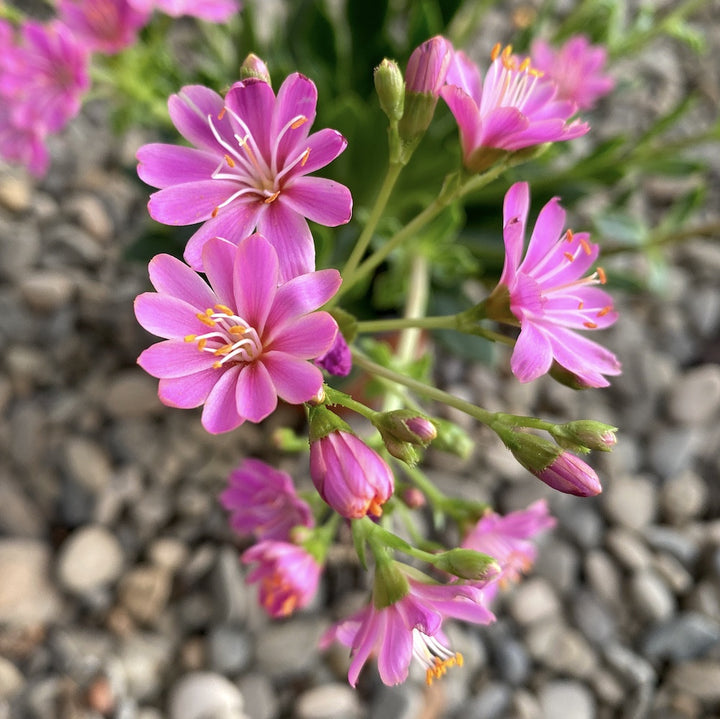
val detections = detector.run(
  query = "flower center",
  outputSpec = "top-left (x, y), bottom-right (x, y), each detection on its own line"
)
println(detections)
top-left (206, 106), bottom-right (312, 217)
top-left (412, 630), bottom-right (464, 685)
top-left (486, 43), bottom-right (545, 112)
top-left (260, 571), bottom-right (299, 617)
top-left (185, 304), bottom-right (262, 368)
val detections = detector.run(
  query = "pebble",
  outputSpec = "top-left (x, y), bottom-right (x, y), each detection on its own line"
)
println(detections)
top-left (491, 636), bottom-right (531, 685)
top-left (585, 550), bottom-right (624, 609)
top-left (102, 370), bottom-right (163, 418)
top-left (630, 569), bottom-right (676, 623)
top-left (148, 537), bottom-right (189, 572)
top-left (603, 475), bottom-right (657, 530)
top-left (507, 577), bottom-right (561, 625)
top-left (255, 619), bottom-right (328, 678)
top-left (208, 625), bottom-right (253, 675)
top-left (19, 270), bottom-right (75, 312)
top-left (0, 472), bottom-right (44, 538)
top-left (119, 633), bottom-right (174, 701)
top-left (538, 680), bottom-right (596, 719)
top-left (0, 174), bottom-right (32, 212)
top-left (555, 504), bottom-right (605, 549)
top-left (64, 193), bottom-right (114, 241)
top-left (464, 682), bottom-right (512, 719)
top-left (236, 674), bottom-right (278, 719)
top-left (660, 470), bottom-right (708, 524)
top-left (295, 683), bottom-right (362, 719)
top-left (606, 527), bottom-right (654, 570)
top-left (168, 672), bottom-right (246, 719)
top-left (642, 613), bottom-right (720, 662)
top-left (531, 537), bottom-right (579, 595)
top-left (668, 661), bottom-right (720, 701)
top-left (62, 436), bottom-right (114, 494)
top-left (118, 565), bottom-right (172, 624)
top-left (648, 427), bottom-right (698, 480)
top-left (0, 657), bottom-right (23, 699)
top-left (57, 525), bottom-right (124, 595)
top-left (541, 627), bottom-right (598, 679)
top-left (0, 539), bottom-right (63, 626)
top-left (369, 684), bottom-right (423, 719)
top-left (571, 589), bottom-right (618, 645)
top-left (667, 365), bottom-right (720, 424)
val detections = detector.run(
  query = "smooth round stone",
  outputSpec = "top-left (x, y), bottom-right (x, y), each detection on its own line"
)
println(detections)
top-left (660, 471), bottom-right (708, 524)
top-left (118, 565), bottom-right (171, 624)
top-left (648, 428), bottom-right (697, 480)
top-left (630, 569), bottom-right (676, 623)
top-left (584, 550), bottom-right (623, 609)
top-left (542, 627), bottom-right (598, 679)
top-left (0, 174), bottom-right (32, 212)
top-left (539, 680), bottom-right (596, 719)
top-left (667, 365), bottom-right (720, 425)
top-left (642, 613), bottom-right (720, 662)
top-left (531, 537), bottom-right (579, 595)
top-left (603, 475), bottom-right (657, 530)
top-left (369, 684), bottom-right (423, 719)
top-left (119, 633), bottom-right (174, 701)
top-left (492, 637), bottom-right (531, 685)
top-left (168, 672), bottom-right (246, 719)
top-left (668, 661), bottom-right (720, 701)
top-left (507, 577), bottom-right (561, 625)
top-left (57, 525), bottom-right (124, 595)
top-left (62, 437), bottom-right (113, 493)
top-left (464, 682), bottom-right (512, 719)
top-left (255, 619), bottom-right (327, 678)
top-left (102, 370), bottom-right (163, 419)
top-left (208, 625), bottom-right (253, 675)
top-left (0, 657), bottom-right (23, 699)
top-left (295, 683), bottom-right (362, 719)
top-left (19, 271), bottom-right (75, 312)
top-left (236, 674), bottom-right (278, 719)
top-left (605, 527), bottom-right (654, 570)
top-left (571, 589), bottom-right (618, 645)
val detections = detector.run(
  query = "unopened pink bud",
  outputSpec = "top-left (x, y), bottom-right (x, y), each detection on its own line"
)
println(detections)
top-left (405, 35), bottom-right (453, 95)
top-left (405, 417), bottom-right (437, 443)
top-left (240, 53), bottom-right (271, 84)
top-left (536, 452), bottom-right (602, 497)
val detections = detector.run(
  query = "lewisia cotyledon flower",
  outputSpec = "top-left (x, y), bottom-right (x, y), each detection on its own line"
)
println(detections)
top-left (137, 73), bottom-right (352, 281)
top-left (220, 458), bottom-right (314, 541)
top-left (242, 540), bottom-right (321, 618)
top-left (490, 181), bottom-right (621, 387)
top-left (129, 0), bottom-right (240, 22)
top-left (134, 233), bottom-right (341, 433)
top-left (58, 0), bottom-right (151, 55)
top-left (309, 430), bottom-right (394, 519)
top-left (531, 35), bottom-right (614, 111)
top-left (0, 20), bottom-right (89, 136)
top-left (462, 500), bottom-right (556, 601)
top-left (440, 43), bottom-right (588, 172)
top-left (321, 576), bottom-right (495, 686)
top-left (535, 450), bottom-right (603, 497)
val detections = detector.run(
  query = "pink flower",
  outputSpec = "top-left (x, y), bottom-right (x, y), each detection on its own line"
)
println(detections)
top-left (58, 0), bottom-right (150, 54)
top-left (535, 451), bottom-right (602, 497)
top-left (440, 43), bottom-right (588, 172)
top-left (531, 36), bottom-right (614, 111)
top-left (491, 181), bottom-right (621, 387)
top-left (309, 430), bottom-right (394, 519)
top-left (314, 331), bottom-right (351, 376)
top-left (321, 576), bottom-right (495, 686)
top-left (0, 103), bottom-right (49, 176)
top-left (129, 0), bottom-right (240, 22)
top-left (136, 74), bottom-right (352, 281)
top-left (405, 35), bottom-right (453, 95)
top-left (462, 500), bottom-right (556, 601)
top-left (242, 540), bottom-right (321, 618)
top-left (134, 233), bottom-right (341, 433)
top-left (220, 458), bottom-right (314, 541)
top-left (0, 20), bottom-right (89, 135)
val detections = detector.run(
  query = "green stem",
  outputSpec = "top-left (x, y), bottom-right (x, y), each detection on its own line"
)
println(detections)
top-left (323, 386), bottom-right (378, 422)
top-left (396, 253), bottom-right (429, 366)
top-left (352, 351), bottom-right (498, 427)
top-left (339, 162), bottom-right (404, 290)
top-left (356, 315), bottom-right (459, 333)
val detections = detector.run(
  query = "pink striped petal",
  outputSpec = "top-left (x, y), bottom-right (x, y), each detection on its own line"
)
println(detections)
top-left (272, 74), bottom-right (317, 165)
top-left (232, 234), bottom-right (278, 332)
top-left (348, 611), bottom-right (383, 688)
top-left (523, 197), bottom-right (566, 271)
top-left (201, 364), bottom-right (244, 433)
top-left (262, 352), bottom-right (324, 404)
top-left (257, 201), bottom-right (314, 282)
top-left (479, 106), bottom-right (528, 149)
top-left (548, 327), bottom-right (621, 387)
top-left (284, 128), bottom-right (347, 178)
top-left (440, 85), bottom-right (481, 159)
top-left (138, 340), bottom-right (217, 378)
top-left (225, 79), bottom-right (276, 163)
top-left (265, 269), bottom-right (342, 330)
top-left (511, 323), bottom-right (553, 383)
top-left (235, 361), bottom-right (277, 422)
top-left (499, 182), bottom-right (529, 286)
top-left (147, 180), bottom-right (238, 225)
top-left (158, 368), bottom-right (219, 408)
top-left (281, 176), bottom-right (353, 227)
top-left (202, 236), bottom-right (239, 308)
top-left (377, 607), bottom-right (413, 686)
top-left (137, 144), bottom-right (218, 189)
top-left (134, 293), bottom-right (206, 338)
top-left (147, 253), bottom-right (216, 308)
top-left (266, 313), bottom-right (338, 358)
top-left (168, 85), bottom-right (228, 153)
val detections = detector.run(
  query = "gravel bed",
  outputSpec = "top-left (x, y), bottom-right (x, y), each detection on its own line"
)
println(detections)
top-left (1, 8), bottom-right (720, 719)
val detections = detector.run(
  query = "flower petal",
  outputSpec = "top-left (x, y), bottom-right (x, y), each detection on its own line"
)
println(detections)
top-left (377, 606), bottom-right (413, 686)
top-left (499, 181), bottom-right (529, 286)
top-left (168, 85), bottom-right (228, 153)
top-left (265, 269), bottom-right (342, 329)
top-left (257, 201), bottom-right (314, 282)
top-left (511, 322), bottom-right (553, 383)
top-left (522, 197), bottom-right (566, 272)
top-left (272, 73), bottom-right (317, 165)
top-left (147, 180), bottom-right (239, 225)
top-left (479, 106), bottom-right (528, 149)
top-left (137, 143), bottom-right (218, 189)
top-left (547, 326), bottom-right (622, 387)
top-left (232, 233), bottom-right (279, 331)
top-left (348, 610), bottom-right (382, 687)
top-left (158, 368), bottom-right (219, 408)
top-left (147, 253), bottom-right (216, 308)
top-left (266, 313), bottom-right (338, 357)
top-left (224, 79), bottom-right (276, 163)
top-left (281, 176), bottom-right (353, 227)
top-left (262, 351), bottom-right (324, 404)
top-left (446, 49), bottom-right (482, 103)
top-left (287, 128), bottom-right (347, 176)
top-left (138, 340), bottom-right (218, 378)
top-left (440, 85), bottom-right (481, 159)
top-left (134, 292), bottom-right (207, 339)
top-left (201, 364), bottom-right (244, 433)
top-left (235, 361), bottom-right (277, 422)
top-left (202, 236), bottom-right (239, 308)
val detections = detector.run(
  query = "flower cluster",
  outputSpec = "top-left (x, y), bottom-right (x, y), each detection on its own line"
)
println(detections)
top-left (0, 0), bottom-right (241, 176)
top-left (130, 31), bottom-right (622, 690)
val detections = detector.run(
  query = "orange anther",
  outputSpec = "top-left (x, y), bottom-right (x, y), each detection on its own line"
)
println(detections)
top-left (597, 305), bottom-right (612, 317)
top-left (224, 154), bottom-right (235, 167)
top-left (300, 148), bottom-right (310, 166)
top-left (264, 190), bottom-right (281, 204)
top-left (563, 251), bottom-right (575, 262)
top-left (519, 57), bottom-right (531, 72)
top-left (290, 116), bottom-right (308, 129)
top-left (491, 42), bottom-right (502, 61)
top-left (197, 338), bottom-right (207, 351)
top-left (218, 107), bottom-right (226, 120)
top-left (583, 321), bottom-right (598, 329)
top-left (597, 267), bottom-right (607, 284)
top-left (214, 304), bottom-right (234, 315)
top-left (184, 334), bottom-right (196, 343)
top-left (211, 206), bottom-right (219, 218)
top-left (565, 228), bottom-right (574, 242)
top-left (579, 237), bottom-right (592, 255)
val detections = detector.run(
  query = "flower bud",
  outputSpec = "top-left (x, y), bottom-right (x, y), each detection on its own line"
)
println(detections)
top-left (401, 487), bottom-right (426, 509)
top-left (372, 560), bottom-right (410, 609)
top-left (374, 58), bottom-right (405, 123)
top-left (433, 548), bottom-right (500, 581)
top-left (240, 53), bottom-right (271, 84)
top-left (503, 431), bottom-right (602, 497)
top-left (382, 434), bottom-right (420, 466)
top-left (374, 409), bottom-right (437, 445)
top-left (314, 330), bottom-right (352, 377)
top-left (430, 418), bottom-right (474, 459)
top-left (553, 421), bottom-right (618, 452)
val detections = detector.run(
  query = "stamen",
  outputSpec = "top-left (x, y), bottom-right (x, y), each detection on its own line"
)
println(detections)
top-left (300, 148), bottom-right (311, 166)
top-left (565, 229), bottom-right (574, 242)
top-left (491, 42), bottom-right (502, 61)
top-left (519, 57), bottom-right (530, 72)
top-left (290, 115), bottom-right (308, 130)
top-left (597, 267), bottom-right (607, 284)
top-left (196, 312), bottom-right (216, 327)
top-left (597, 305), bottom-right (612, 317)
top-left (583, 321), bottom-right (598, 329)
top-left (184, 334), bottom-right (196, 343)
top-left (211, 207), bottom-right (219, 218)
top-left (214, 343), bottom-right (235, 356)
top-left (214, 304), bottom-right (234, 315)
top-left (264, 190), bottom-right (281, 204)
top-left (218, 108), bottom-right (226, 120)
top-left (579, 237), bottom-right (592, 255)
top-left (197, 338), bottom-right (207, 351)
top-left (577, 301), bottom-right (584, 310)
top-left (224, 154), bottom-right (235, 168)
top-left (368, 498), bottom-right (384, 517)
top-left (229, 325), bottom-right (249, 334)
top-left (563, 251), bottom-right (575, 262)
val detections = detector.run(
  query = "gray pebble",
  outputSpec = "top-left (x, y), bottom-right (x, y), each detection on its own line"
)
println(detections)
top-left (492, 636), bottom-right (531, 685)
top-left (630, 569), bottom-right (676, 623)
top-left (369, 684), bottom-right (423, 719)
top-left (208, 625), bottom-right (253, 675)
top-left (603, 475), bottom-right (657, 530)
top-left (62, 436), bottom-right (114, 494)
top-left (642, 613), bottom-right (720, 662)
top-left (119, 633), bottom-right (174, 701)
top-left (557, 503), bottom-right (605, 549)
top-left (668, 661), bottom-right (720, 701)
top-left (585, 550), bottom-right (623, 609)
top-left (19, 270), bottom-right (75, 312)
top-left (102, 370), bottom-right (164, 419)
top-left (118, 565), bottom-right (172, 625)
top-left (532, 537), bottom-right (580, 595)
top-left (237, 674), bottom-right (279, 719)
top-left (0, 657), bottom-right (23, 699)
top-left (168, 672), bottom-right (246, 719)
top-left (295, 683), bottom-right (362, 719)
top-left (642, 525), bottom-right (700, 567)
top-left (648, 427), bottom-right (698, 480)
top-left (660, 470), bottom-right (708, 524)
top-left (255, 619), bottom-right (328, 679)
top-left (538, 680), bottom-right (596, 719)
top-left (606, 527), bottom-right (654, 570)
top-left (507, 577), bottom-right (561, 625)
top-left (667, 365), bottom-right (720, 425)
top-left (57, 525), bottom-right (124, 595)
top-left (571, 589), bottom-right (618, 645)
top-left (463, 682), bottom-right (512, 719)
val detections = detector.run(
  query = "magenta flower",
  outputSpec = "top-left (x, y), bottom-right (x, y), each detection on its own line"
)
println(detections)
top-left (321, 576), bottom-right (495, 686)
top-left (134, 234), bottom-right (341, 433)
top-left (242, 540), bottom-right (321, 618)
top-left (314, 331), bottom-right (352, 376)
top-left (531, 36), bottom-right (614, 111)
top-left (220, 458), bottom-right (314, 541)
top-left (490, 181), bottom-right (621, 387)
top-left (129, 0), bottom-right (240, 22)
top-left (405, 35), bottom-right (453, 95)
top-left (58, 0), bottom-right (150, 54)
top-left (0, 104), bottom-right (49, 177)
top-left (462, 500), bottom-right (556, 601)
top-left (440, 43), bottom-right (588, 172)
top-left (535, 450), bottom-right (602, 497)
top-left (0, 20), bottom-right (89, 135)
top-left (136, 74), bottom-right (352, 281)
top-left (309, 430), bottom-right (394, 519)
